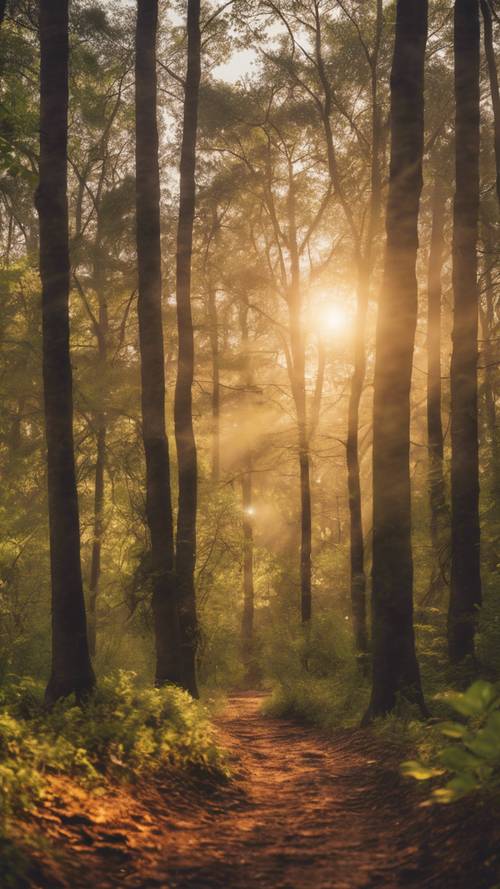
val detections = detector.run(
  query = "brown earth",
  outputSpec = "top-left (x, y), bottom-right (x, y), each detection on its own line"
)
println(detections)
top-left (13, 693), bottom-right (500, 888)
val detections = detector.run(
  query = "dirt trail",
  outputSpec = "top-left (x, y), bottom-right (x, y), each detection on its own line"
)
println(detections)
top-left (23, 693), bottom-right (499, 889)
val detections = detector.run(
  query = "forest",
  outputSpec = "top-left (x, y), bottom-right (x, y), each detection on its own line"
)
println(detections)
top-left (0, 0), bottom-right (499, 886)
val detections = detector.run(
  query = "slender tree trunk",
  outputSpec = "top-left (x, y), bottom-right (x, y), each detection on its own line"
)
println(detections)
top-left (0, 0), bottom-right (7, 26)
top-left (480, 223), bottom-right (499, 498)
top-left (426, 175), bottom-right (449, 602)
top-left (207, 282), bottom-right (220, 483)
top-left (448, 0), bottom-right (482, 663)
top-left (239, 298), bottom-right (257, 681)
top-left (347, 262), bottom-right (369, 654)
top-left (343, 0), bottom-right (383, 654)
top-left (87, 235), bottom-right (107, 659)
top-left (88, 417), bottom-right (105, 658)
top-left (241, 462), bottom-right (256, 680)
top-left (365, 0), bottom-right (428, 721)
top-left (37, 0), bottom-right (95, 705)
top-left (480, 0), bottom-right (500, 206)
top-left (286, 171), bottom-right (312, 624)
top-left (135, 0), bottom-right (181, 686)
top-left (174, 0), bottom-right (201, 698)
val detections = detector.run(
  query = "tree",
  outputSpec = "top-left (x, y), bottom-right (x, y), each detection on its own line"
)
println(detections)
top-left (135, 0), bottom-right (181, 686)
top-left (365, 0), bottom-right (428, 720)
top-left (480, 0), bottom-right (500, 207)
top-left (174, 0), bottom-right (202, 697)
top-left (426, 168), bottom-right (449, 602)
top-left (448, 0), bottom-right (482, 662)
top-left (36, 0), bottom-right (95, 704)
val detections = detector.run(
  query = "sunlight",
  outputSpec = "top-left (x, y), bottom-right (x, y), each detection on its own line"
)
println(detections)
top-left (322, 305), bottom-right (349, 335)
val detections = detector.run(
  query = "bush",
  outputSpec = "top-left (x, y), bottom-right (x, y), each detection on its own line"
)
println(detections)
top-left (402, 680), bottom-right (500, 803)
top-left (0, 671), bottom-right (226, 822)
top-left (263, 614), bottom-right (370, 727)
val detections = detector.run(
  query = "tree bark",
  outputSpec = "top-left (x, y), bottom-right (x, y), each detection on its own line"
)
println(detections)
top-left (207, 282), bottom-right (220, 483)
top-left (88, 416), bottom-right (105, 659)
top-left (448, 0), bottom-right (482, 663)
top-left (286, 170), bottom-right (312, 624)
top-left (87, 233), bottom-right (107, 660)
top-left (174, 0), bottom-right (201, 698)
top-left (480, 222), bottom-right (499, 500)
top-left (480, 0), bottom-right (500, 206)
top-left (426, 175), bottom-right (449, 602)
top-left (37, 0), bottom-right (95, 705)
top-left (239, 297), bottom-right (257, 682)
top-left (135, 0), bottom-right (181, 686)
top-left (365, 0), bottom-right (428, 721)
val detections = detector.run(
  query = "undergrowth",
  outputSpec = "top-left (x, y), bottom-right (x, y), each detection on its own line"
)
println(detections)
top-left (0, 670), bottom-right (227, 824)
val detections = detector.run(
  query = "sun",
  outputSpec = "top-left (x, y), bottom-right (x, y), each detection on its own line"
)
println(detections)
top-left (318, 304), bottom-right (350, 336)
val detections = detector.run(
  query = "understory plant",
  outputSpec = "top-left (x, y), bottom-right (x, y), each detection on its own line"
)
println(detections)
top-left (402, 680), bottom-right (500, 802)
top-left (0, 670), bottom-right (226, 822)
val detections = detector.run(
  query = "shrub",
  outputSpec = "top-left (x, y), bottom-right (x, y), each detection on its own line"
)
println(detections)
top-left (402, 680), bottom-right (500, 803)
top-left (0, 671), bottom-right (226, 822)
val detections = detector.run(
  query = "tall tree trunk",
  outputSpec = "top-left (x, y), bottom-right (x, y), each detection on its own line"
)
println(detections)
top-left (426, 175), bottom-right (449, 602)
top-left (240, 297), bottom-right (257, 683)
top-left (480, 222), bottom-right (499, 499)
top-left (286, 170), bottom-right (312, 624)
top-left (241, 462), bottom-right (256, 680)
top-left (135, 0), bottom-right (181, 686)
top-left (448, 0), bottom-right (482, 663)
top-left (207, 282), bottom-right (220, 483)
top-left (174, 0), bottom-right (201, 698)
top-left (37, 0), bottom-right (95, 705)
top-left (480, 0), bottom-right (500, 206)
top-left (365, 0), bottom-right (428, 721)
top-left (346, 262), bottom-right (369, 653)
top-left (87, 234), bottom-right (107, 659)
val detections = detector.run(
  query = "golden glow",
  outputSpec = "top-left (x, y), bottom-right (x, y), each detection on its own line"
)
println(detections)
top-left (322, 305), bottom-right (349, 334)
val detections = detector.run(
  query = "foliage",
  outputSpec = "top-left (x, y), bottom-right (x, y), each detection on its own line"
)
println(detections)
top-left (263, 614), bottom-right (370, 727)
top-left (402, 681), bottom-right (500, 803)
top-left (0, 671), bottom-right (227, 822)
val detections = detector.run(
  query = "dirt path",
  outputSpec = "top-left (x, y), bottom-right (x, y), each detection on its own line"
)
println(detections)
top-left (23, 693), bottom-right (500, 889)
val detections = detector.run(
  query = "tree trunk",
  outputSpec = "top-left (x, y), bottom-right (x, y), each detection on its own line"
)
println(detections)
top-left (426, 175), bottom-right (449, 603)
top-left (239, 298), bottom-right (257, 682)
top-left (365, 0), bottom-right (428, 721)
top-left (448, 0), bottom-right (482, 663)
top-left (88, 415), bottom-right (105, 659)
top-left (286, 170), bottom-right (312, 625)
top-left (241, 461), bottom-right (257, 682)
top-left (207, 282), bottom-right (220, 483)
top-left (174, 0), bottom-right (201, 698)
top-left (347, 262), bottom-right (369, 654)
top-left (37, 0), bottom-right (95, 705)
top-left (87, 233), bottom-right (108, 660)
top-left (343, 0), bottom-right (383, 655)
top-left (0, 0), bottom-right (7, 26)
top-left (135, 0), bottom-right (181, 686)
top-left (480, 222), bottom-right (499, 499)
top-left (480, 0), bottom-right (500, 206)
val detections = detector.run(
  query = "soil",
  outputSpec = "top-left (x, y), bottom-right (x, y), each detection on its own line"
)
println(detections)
top-left (12, 693), bottom-right (500, 888)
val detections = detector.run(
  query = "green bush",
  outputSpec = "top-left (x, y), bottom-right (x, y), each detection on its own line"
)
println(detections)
top-left (402, 680), bottom-right (500, 803)
top-left (0, 671), bottom-right (226, 822)
top-left (263, 614), bottom-right (370, 727)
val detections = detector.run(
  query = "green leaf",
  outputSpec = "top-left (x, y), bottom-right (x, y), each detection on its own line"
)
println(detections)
top-left (449, 681), bottom-right (497, 717)
top-left (439, 746), bottom-right (481, 772)
top-left (401, 760), bottom-right (443, 781)
top-left (439, 721), bottom-right (467, 739)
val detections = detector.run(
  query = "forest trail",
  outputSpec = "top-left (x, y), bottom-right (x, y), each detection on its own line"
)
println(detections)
top-left (22, 693), bottom-right (499, 889)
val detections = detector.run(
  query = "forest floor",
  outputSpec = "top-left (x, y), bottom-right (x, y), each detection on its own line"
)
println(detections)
top-left (12, 692), bottom-right (500, 889)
